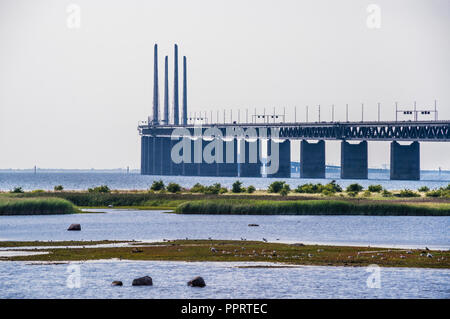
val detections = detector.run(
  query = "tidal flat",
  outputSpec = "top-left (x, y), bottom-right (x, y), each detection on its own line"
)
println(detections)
top-left (2, 240), bottom-right (449, 269)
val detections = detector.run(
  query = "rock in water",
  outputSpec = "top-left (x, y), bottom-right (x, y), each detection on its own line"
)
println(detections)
top-left (112, 281), bottom-right (123, 286)
top-left (67, 224), bottom-right (81, 231)
top-left (132, 276), bottom-right (153, 286)
top-left (248, 224), bottom-right (259, 227)
top-left (187, 276), bottom-right (206, 288)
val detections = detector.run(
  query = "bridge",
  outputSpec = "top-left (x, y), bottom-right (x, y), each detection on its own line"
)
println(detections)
top-left (138, 44), bottom-right (449, 181)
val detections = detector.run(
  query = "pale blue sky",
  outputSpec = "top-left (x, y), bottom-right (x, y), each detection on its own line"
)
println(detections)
top-left (0, 0), bottom-right (449, 169)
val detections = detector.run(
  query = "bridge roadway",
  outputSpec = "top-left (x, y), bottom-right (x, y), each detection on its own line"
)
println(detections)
top-left (139, 120), bottom-right (450, 142)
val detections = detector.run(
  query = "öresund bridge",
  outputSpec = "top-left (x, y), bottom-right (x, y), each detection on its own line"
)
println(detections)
top-left (138, 44), bottom-right (450, 181)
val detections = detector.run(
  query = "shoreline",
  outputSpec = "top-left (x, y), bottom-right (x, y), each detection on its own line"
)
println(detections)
top-left (2, 189), bottom-right (449, 216)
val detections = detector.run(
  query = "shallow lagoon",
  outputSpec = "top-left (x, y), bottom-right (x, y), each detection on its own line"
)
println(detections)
top-left (1, 209), bottom-right (449, 250)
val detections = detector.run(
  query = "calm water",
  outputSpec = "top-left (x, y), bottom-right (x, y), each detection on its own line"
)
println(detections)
top-left (0, 261), bottom-right (448, 299)
top-left (1, 172), bottom-right (449, 299)
top-left (0, 171), bottom-right (449, 191)
top-left (1, 209), bottom-right (449, 249)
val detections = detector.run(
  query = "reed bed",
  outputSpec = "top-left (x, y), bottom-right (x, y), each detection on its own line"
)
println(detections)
top-left (175, 199), bottom-right (450, 216)
top-left (0, 197), bottom-right (79, 215)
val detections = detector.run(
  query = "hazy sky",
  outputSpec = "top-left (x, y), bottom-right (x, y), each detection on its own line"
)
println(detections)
top-left (0, 0), bottom-right (449, 169)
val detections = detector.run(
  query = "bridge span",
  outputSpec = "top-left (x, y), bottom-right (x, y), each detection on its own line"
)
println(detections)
top-left (138, 43), bottom-right (449, 181)
top-left (138, 120), bottom-right (449, 181)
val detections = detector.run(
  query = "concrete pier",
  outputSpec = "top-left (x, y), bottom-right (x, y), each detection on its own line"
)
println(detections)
top-left (160, 137), bottom-right (173, 175)
top-left (239, 139), bottom-right (262, 177)
top-left (340, 140), bottom-right (368, 179)
top-left (300, 140), bottom-right (325, 178)
top-left (152, 137), bottom-right (163, 175)
top-left (183, 138), bottom-right (199, 176)
top-left (199, 139), bottom-right (218, 176)
top-left (390, 141), bottom-right (420, 180)
top-left (141, 136), bottom-right (148, 175)
top-left (141, 136), bottom-right (154, 175)
top-left (217, 139), bottom-right (238, 177)
top-left (267, 139), bottom-right (291, 178)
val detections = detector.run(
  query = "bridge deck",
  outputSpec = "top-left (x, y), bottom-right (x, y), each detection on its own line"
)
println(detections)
top-left (138, 120), bottom-right (450, 141)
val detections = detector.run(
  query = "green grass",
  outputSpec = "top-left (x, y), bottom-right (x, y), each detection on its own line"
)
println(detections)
top-left (0, 197), bottom-right (80, 215)
top-left (175, 199), bottom-right (450, 216)
top-left (4, 239), bottom-right (449, 269)
top-left (7, 191), bottom-right (450, 216)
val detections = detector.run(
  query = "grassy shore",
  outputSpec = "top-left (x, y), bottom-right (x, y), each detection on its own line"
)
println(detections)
top-left (3, 191), bottom-right (449, 216)
top-left (3, 239), bottom-right (449, 269)
top-left (175, 199), bottom-right (450, 216)
top-left (0, 197), bottom-right (80, 215)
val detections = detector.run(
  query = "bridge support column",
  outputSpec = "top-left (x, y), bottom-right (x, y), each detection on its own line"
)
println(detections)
top-left (199, 139), bottom-right (218, 176)
top-left (267, 139), bottom-right (291, 178)
top-left (390, 141), bottom-right (420, 180)
top-left (141, 136), bottom-right (154, 175)
top-left (141, 136), bottom-right (147, 175)
top-left (183, 138), bottom-right (199, 176)
top-left (152, 137), bottom-right (163, 175)
top-left (217, 139), bottom-right (238, 177)
top-left (160, 137), bottom-right (173, 175)
top-left (340, 140), bottom-right (368, 179)
top-left (238, 139), bottom-right (262, 177)
top-left (300, 140), bottom-right (325, 178)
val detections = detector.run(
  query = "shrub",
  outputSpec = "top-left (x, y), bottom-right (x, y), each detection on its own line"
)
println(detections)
top-left (347, 191), bottom-right (358, 197)
top-left (247, 185), bottom-right (256, 194)
top-left (232, 181), bottom-right (244, 193)
top-left (190, 183), bottom-right (205, 193)
top-left (88, 185), bottom-right (110, 193)
top-left (279, 184), bottom-right (290, 196)
top-left (368, 185), bottom-right (383, 193)
top-left (346, 183), bottom-right (363, 193)
top-left (268, 181), bottom-right (287, 193)
top-left (425, 190), bottom-right (442, 198)
top-left (418, 186), bottom-right (430, 193)
top-left (10, 187), bottom-right (24, 194)
top-left (362, 190), bottom-right (372, 197)
top-left (219, 187), bottom-right (228, 194)
top-left (167, 183), bottom-right (181, 193)
top-left (395, 189), bottom-right (420, 198)
top-left (382, 189), bottom-right (393, 197)
top-left (204, 183), bottom-right (222, 195)
top-left (150, 180), bottom-right (165, 191)
top-left (295, 183), bottom-right (323, 194)
top-left (323, 180), bottom-right (343, 193)
top-left (54, 185), bottom-right (64, 191)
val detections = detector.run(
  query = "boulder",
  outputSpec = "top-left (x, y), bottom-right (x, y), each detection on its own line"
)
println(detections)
top-left (111, 281), bottom-right (123, 286)
top-left (187, 276), bottom-right (206, 288)
top-left (67, 224), bottom-right (81, 231)
top-left (132, 276), bottom-right (153, 286)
